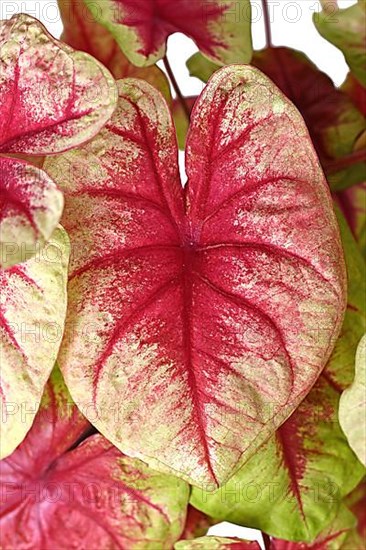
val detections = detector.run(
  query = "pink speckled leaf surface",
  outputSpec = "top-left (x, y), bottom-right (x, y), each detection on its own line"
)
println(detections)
top-left (0, 156), bottom-right (63, 268)
top-left (0, 14), bottom-right (117, 155)
top-left (45, 67), bottom-right (346, 487)
top-left (0, 368), bottom-right (189, 549)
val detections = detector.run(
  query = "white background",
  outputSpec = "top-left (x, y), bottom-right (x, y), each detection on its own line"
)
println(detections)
top-left (0, 0), bottom-right (358, 546)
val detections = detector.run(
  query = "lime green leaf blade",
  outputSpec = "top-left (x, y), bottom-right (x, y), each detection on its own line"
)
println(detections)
top-left (314, 1), bottom-right (366, 86)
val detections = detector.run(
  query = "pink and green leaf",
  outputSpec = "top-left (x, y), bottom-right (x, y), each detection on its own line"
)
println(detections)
top-left (190, 211), bottom-right (365, 542)
top-left (272, 481), bottom-right (366, 549)
top-left (175, 536), bottom-right (261, 549)
top-left (179, 506), bottom-right (216, 540)
top-left (0, 367), bottom-right (190, 549)
top-left (0, 14), bottom-right (117, 155)
top-left (271, 506), bottom-right (357, 549)
top-left (314, 0), bottom-right (366, 86)
top-left (339, 334), bottom-right (366, 466)
top-left (187, 48), bottom-right (366, 191)
top-left (0, 156), bottom-right (63, 269)
top-left (0, 226), bottom-right (70, 459)
top-left (342, 74), bottom-right (366, 116)
top-left (83, 0), bottom-right (253, 67)
top-left (59, 0), bottom-right (171, 100)
top-left (45, 68), bottom-right (346, 487)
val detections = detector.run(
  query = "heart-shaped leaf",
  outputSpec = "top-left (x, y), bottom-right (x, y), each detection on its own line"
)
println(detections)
top-left (314, 0), bottom-right (366, 86)
top-left (83, 0), bottom-right (252, 67)
top-left (0, 226), bottom-right (69, 459)
top-left (190, 210), bottom-right (365, 540)
top-left (175, 537), bottom-right (261, 549)
top-left (339, 333), bottom-right (366, 466)
top-left (0, 367), bottom-right (190, 549)
top-left (59, 0), bottom-right (171, 100)
top-left (0, 14), bottom-right (117, 155)
top-left (187, 48), bottom-right (366, 191)
top-left (45, 68), bottom-right (346, 487)
top-left (0, 156), bottom-right (64, 269)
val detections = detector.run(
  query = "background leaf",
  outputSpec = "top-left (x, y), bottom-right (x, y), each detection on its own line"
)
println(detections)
top-left (83, 0), bottom-right (253, 67)
top-left (314, 0), bottom-right (366, 86)
top-left (0, 367), bottom-right (190, 549)
top-left (175, 536), bottom-right (261, 549)
top-left (339, 334), bottom-right (366, 466)
top-left (58, 0), bottom-right (171, 100)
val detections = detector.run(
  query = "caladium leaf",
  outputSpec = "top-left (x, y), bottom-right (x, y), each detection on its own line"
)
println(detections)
top-left (187, 48), bottom-right (366, 191)
top-left (83, 0), bottom-right (252, 67)
top-left (341, 481), bottom-right (366, 549)
top-left (339, 334), bottom-right (366, 466)
top-left (179, 506), bottom-right (215, 540)
top-left (59, 0), bottom-right (171, 100)
top-left (0, 368), bottom-right (190, 549)
top-left (271, 506), bottom-right (357, 550)
top-left (342, 74), bottom-right (366, 116)
top-left (272, 481), bottom-right (366, 549)
top-left (0, 226), bottom-right (69, 459)
top-left (172, 97), bottom-right (196, 150)
top-left (190, 211), bottom-right (365, 541)
top-left (45, 68), bottom-right (346, 487)
top-left (175, 537), bottom-right (261, 549)
top-left (0, 156), bottom-right (64, 269)
top-left (0, 14), bottom-right (117, 155)
top-left (314, 0), bottom-right (366, 86)
top-left (336, 182), bottom-right (366, 257)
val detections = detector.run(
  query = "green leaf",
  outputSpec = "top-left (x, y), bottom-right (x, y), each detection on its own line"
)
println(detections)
top-left (187, 53), bottom-right (220, 83)
top-left (272, 505), bottom-right (357, 549)
top-left (0, 226), bottom-right (70, 458)
top-left (314, 0), bottom-right (366, 86)
top-left (190, 210), bottom-right (366, 542)
top-left (339, 334), bottom-right (366, 466)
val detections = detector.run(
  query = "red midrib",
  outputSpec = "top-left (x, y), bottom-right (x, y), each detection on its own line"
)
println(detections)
top-left (181, 249), bottom-right (219, 486)
top-left (276, 421), bottom-right (306, 520)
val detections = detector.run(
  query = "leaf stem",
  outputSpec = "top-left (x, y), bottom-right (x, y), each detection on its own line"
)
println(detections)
top-left (163, 54), bottom-right (190, 121)
top-left (325, 149), bottom-right (366, 174)
top-left (261, 0), bottom-right (272, 47)
top-left (262, 532), bottom-right (271, 550)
